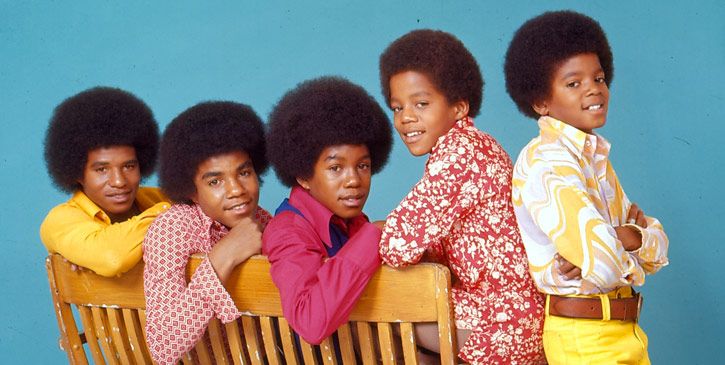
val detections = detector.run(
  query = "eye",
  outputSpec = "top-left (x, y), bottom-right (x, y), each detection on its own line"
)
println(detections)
top-left (415, 101), bottom-right (428, 109)
top-left (328, 165), bottom-right (342, 172)
top-left (208, 178), bottom-right (220, 186)
top-left (566, 81), bottom-right (580, 88)
top-left (95, 167), bottom-right (108, 173)
top-left (391, 105), bottom-right (402, 113)
top-left (595, 76), bottom-right (606, 83)
top-left (240, 169), bottom-right (251, 177)
top-left (123, 163), bottom-right (138, 171)
top-left (358, 162), bottom-right (371, 170)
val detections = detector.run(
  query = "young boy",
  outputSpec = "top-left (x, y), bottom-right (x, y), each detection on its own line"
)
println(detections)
top-left (504, 11), bottom-right (669, 364)
top-left (143, 101), bottom-right (270, 364)
top-left (40, 86), bottom-right (168, 277)
top-left (378, 29), bottom-right (545, 364)
top-left (263, 76), bottom-right (392, 345)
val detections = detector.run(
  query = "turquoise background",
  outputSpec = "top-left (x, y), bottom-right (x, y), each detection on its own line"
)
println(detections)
top-left (2, 1), bottom-right (723, 363)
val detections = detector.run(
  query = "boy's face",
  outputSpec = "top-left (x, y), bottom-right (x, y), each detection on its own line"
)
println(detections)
top-left (191, 151), bottom-right (260, 229)
top-left (78, 145), bottom-right (141, 223)
top-left (534, 53), bottom-right (609, 134)
top-left (389, 71), bottom-right (468, 156)
top-left (297, 144), bottom-right (371, 220)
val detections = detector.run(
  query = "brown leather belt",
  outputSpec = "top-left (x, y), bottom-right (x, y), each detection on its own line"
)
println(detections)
top-left (548, 292), bottom-right (642, 321)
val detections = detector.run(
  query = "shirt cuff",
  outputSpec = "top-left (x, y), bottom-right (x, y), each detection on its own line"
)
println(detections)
top-left (190, 258), bottom-right (241, 323)
top-left (335, 222), bottom-right (382, 275)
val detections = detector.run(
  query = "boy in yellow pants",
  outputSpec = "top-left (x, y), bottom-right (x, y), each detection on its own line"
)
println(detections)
top-left (504, 11), bottom-right (669, 364)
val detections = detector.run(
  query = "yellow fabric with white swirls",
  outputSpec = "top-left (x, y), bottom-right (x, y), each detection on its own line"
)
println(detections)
top-left (512, 116), bottom-right (668, 295)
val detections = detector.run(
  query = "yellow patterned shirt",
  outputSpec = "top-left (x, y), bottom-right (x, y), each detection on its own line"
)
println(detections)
top-left (512, 116), bottom-right (669, 295)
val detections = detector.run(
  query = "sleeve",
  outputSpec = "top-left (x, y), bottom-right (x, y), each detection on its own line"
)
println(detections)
top-left (143, 211), bottom-right (241, 365)
top-left (39, 202), bottom-right (168, 277)
top-left (518, 157), bottom-right (645, 289)
top-left (611, 172), bottom-right (669, 274)
top-left (379, 143), bottom-right (485, 267)
top-left (262, 213), bottom-right (381, 344)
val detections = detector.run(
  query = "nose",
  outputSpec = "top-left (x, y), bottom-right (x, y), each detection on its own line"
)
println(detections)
top-left (399, 106), bottom-right (417, 124)
top-left (226, 177), bottom-right (245, 198)
top-left (343, 169), bottom-right (361, 188)
top-left (586, 80), bottom-right (605, 96)
top-left (108, 168), bottom-right (127, 188)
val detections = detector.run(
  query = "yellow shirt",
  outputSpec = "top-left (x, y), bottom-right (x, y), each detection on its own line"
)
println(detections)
top-left (40, 187), bottom-right (169, 277)
top-left (512, 116), bottom-right (669, 295)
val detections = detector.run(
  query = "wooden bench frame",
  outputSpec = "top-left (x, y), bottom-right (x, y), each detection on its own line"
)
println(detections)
top-left (47, 253), bottom-right (457, 364)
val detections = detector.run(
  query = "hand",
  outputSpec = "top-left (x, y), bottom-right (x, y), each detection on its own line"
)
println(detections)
top-left (555, 254), bottom-right (581, 280)
top-left (625, 203), bottom-right (648, 228)
top-left (208, 217), bottom-right (263, 283)
top-left (616, 204), bottom-right (645, 251)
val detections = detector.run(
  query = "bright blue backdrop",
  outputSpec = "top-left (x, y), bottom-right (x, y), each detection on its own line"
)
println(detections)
top-left (1, 1), bottom-right (723, 363)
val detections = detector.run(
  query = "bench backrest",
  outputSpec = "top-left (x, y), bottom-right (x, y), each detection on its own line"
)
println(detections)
top-left (46, 253), bottom-right (456, 364)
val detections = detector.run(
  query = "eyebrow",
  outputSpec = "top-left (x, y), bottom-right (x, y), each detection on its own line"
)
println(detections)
top-left (324, 154), bottom-right (371, 162)
top-left (200, 171), bottom-right (222, 180)
top-left (561, 68), bottom-right (604, 80)
top-left (237, 161), bottom-right (253, 170)
top-left (89, 159), bottom-right (138, 168)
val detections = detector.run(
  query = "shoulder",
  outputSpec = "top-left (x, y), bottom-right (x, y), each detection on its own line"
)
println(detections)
top-left (148, 204), bottom-right (199, 236)
top-left (137, 187), bottom-right (170, 206)
top-left (255, 206), bottom-right (273, 229)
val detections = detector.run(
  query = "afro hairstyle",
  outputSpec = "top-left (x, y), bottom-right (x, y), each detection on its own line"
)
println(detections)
top-left (44, 86), bottom-right (159, 193)
top-left (159, 101), bottom-right (268, 204)
top-left (379, 29), bottom-right (484, 117)
top-left (267, 76), bottom-right (393, 187)
top-left (504, 10), bottom-right (614, 119)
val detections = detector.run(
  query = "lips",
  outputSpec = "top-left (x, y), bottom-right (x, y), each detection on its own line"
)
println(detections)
top-left (225, 201), bottom-right (252, 214)
top-left (339, 193), bottom-right (365, 208)
top-left (106, 191), bottom-right (132, 203)
top-left (400, 130), bottom-right (425, 144)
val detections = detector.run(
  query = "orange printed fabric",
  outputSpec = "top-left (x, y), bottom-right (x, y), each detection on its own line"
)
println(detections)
top-left (512, 116), bottom-right (669, 295)
top-left (380, 117), bottom-right (546, 364)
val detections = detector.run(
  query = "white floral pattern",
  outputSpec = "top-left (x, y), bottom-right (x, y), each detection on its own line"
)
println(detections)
top-left (380, 117), bottom-right (546, 364)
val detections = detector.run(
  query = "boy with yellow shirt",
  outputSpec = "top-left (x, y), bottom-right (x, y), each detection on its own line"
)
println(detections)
top-left (504, 11), bottom-right (669, 364)
top-left (40, 87), bottom-right (169, 277)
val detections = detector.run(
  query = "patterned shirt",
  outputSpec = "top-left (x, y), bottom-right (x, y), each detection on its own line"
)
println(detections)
top-left (380, 117), bottom-right (545, 364)
top-left (512, 116), bottom-right (669, 295)
top-left (40, 187), bottom-right (169, 277)
top-left (143, 203), bottom-right (272, 365)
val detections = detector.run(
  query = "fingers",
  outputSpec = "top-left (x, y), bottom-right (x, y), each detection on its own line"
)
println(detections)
top-left (626, 203), bottom-right (648, 227)
top-left (636, 208), bottom-right (648, 228)
top-left (555, 254), bottom-right (582, 280)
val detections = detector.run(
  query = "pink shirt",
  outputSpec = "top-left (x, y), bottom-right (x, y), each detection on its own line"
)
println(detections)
top-left (262, 186), bottom-right (382, 344)
top-left (143, 203), bottom-right (271, 365)
top-left (380, 117), bottom-right (545, 364)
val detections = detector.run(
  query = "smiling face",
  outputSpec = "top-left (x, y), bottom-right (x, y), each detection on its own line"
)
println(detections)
top-left (296, 144), bottom-right (371, 220)
top-left (191, 151), bottom-right (260, 229)
top-left (534, 53), bottom-right (610, 134)
top-left (78, 145), bottom-right (141, 223)
top-left (388, 71), bottom-right (468, 156)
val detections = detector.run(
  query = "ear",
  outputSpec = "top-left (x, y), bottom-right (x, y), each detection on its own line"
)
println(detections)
top-left (532, 100), bottom-right (549, 116)
top-left (453, 100), bottom-right (470, 120)
top-left (296, 177), bottom-right (310, 190)
top-left (190, 191), bottom-right (199, 204)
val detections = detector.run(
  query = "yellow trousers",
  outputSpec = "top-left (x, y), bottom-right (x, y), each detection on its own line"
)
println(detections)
top-left (543, 288), bottom-right (650, 365)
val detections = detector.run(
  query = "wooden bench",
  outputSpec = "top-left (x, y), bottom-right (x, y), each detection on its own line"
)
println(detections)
top-left (46, 253), bottom-right (456, 364)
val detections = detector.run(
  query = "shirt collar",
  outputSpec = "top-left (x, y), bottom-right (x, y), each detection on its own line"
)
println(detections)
top-left (69, 187), bottom-right (165, 224)
top-left (70, 190), bottom-right (109, 223)
top-left (288, 186), bottom-right (368, 247)
top-left (430, 116), bottom-right (475, 156)
top-left (537, 116), bottom-right (611, 159)
top-left (192, 203), bottom-right (229, 235)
